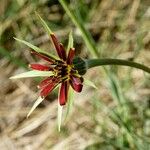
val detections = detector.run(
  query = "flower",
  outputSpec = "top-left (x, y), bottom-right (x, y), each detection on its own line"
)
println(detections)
top-left (29, 33), bottom-right (83, 105)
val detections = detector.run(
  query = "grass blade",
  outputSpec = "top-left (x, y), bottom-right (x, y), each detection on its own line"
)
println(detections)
top-left (59, 0), bottom-right (99, 58)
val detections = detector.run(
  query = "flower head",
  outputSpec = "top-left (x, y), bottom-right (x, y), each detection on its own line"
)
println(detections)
top-left (10, 13), bottom-right (85, 126)
top-left (29, 33), bottom-right (83, 105)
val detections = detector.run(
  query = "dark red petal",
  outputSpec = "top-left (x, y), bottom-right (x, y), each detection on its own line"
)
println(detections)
top-left (40, 79), bottom-right (59, 97)
top-left (50, 34), bottom-right (62, 59)
top-left (59, 43), bottom-right (66, 61)
top-left (31, 51), bottom-right (54, 63)
top-left (72, 75), bottom-right (84, 83)
top-left (67, 48), bottom-right (75, 64)
top-left (59, 81), bottom-right (69, 105)
top-left (70, 76), bottom-right (83, 92)
top-left (38, 77), bottom-right (53, 89)
top-left (70, 81), bottom-right (83, 92)
top-left (29, 64), bottom-right (52, 71)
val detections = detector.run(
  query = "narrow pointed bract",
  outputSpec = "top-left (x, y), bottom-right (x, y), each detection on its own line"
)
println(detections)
top-left (58, 103), bottom-right (63, 132)
top-left (27, 96), bottom-right (44, 118)
top-left (35, 12), bottom-right (53, 35)
top-left (84, 79), bottom-right (98, 89)
top-left (10, 70), bottom-right (54, 79)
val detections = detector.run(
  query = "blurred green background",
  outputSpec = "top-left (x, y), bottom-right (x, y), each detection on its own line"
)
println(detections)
top-left (0, 0), bottom-right (150, 149)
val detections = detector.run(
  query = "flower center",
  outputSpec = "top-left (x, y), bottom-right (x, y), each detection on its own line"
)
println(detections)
top-left (53, 61), bottom-right (77, 81)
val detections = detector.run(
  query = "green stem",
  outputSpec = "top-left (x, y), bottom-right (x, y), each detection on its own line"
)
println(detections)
top-left (86, 59), bottom-right (150, 73)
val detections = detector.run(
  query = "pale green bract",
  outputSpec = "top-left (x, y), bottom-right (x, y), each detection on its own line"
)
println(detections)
top-left (65, 87), bottom-right (75, 121)
top-left (84, 79), bottom-right (98, 89)
top-left (14, 37), bottom-right (59, 60)
top-left (27, 96), bottom-right (44, 118)
top-left (67, 30), bottom-right (73, 53)
top-left (35, 11), bottom-right (53, 35)
top-left (10, 70), bottom-right (54, 79)
top-left (58, 103), bottom-right (63, 132)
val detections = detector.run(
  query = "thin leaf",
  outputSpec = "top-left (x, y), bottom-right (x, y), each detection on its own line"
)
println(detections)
top-left (27, 96), bottom-right (44, 118)
top-left (14, 37), bottom-right (59, 60)
top-left (65, 87), bottom-right (75, 121)
top-left (106, 71), bottom-right (126, 106)
top-left (57, 102), bottom-right (63, 132)
top-left (35, 12), bottom-right (53, 35)
top-left (84, 79), bottom-right (98, 89)
top-left (67, 30), bottom-right (73, 52)
top-left (10, 70), bottom-right (54, 79)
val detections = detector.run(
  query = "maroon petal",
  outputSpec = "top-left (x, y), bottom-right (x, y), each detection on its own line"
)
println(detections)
top-left (50, 34), bottom-right (62, 58)
top-left (50, 34), bottom-right (66, 60)
top-left (70, 76), bottom-right (83, 92)
top-left (31, 51), bottom-right (54, 63)
top-left (67, 48), bottom-right (75, 64)
top-left (38, 77), bottom-right (53, 89)
top-left (29, 64), bottom-right (52, 71)
top-left (59, 81), bottom-right (69, 105)
top-left (59, 43), bottom-right (67, 61)
top-left (40, 79), bottom-right (59, 97)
